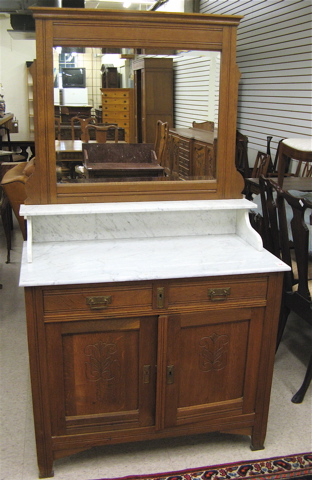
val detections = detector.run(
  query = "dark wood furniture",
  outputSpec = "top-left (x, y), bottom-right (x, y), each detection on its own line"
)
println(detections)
top-left (236, 130), bottom-right (250, 179)
top-left (259, 177), bottom-right (311, 403)
top-left (54, 105), bottom-right (93, 123)
top-left (245, 176), bottom-right (312, 199)
top-left (85, 124), bottom-right (119, 143)
top-left (101, 65), bottom-right (119, 88)
top-left (133, 58), bottom-right (173, 144)
top-left (70, 116), bottom-right (97, 142)
top-left (0, 114), bottom-right (35, 162)
top-left (0, 139), bottom-right (35, 162)
top-left (168, 127), bottom-right (217, 180)
top-left (101, 88), bottom-right (134, 143)
top-left (277, 138), bottom-right (312, 187)
top-left (251, 151), bottom-right (271, 179)
top-left (82, 142), bottom-right (163, 179)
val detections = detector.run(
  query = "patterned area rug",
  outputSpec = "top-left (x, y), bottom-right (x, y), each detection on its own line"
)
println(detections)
top-left (92, 453), bottom-right (312, 480)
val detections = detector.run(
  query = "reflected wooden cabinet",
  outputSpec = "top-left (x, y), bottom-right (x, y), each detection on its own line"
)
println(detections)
top-left (168, 128), bottom-right (217, 180)
top-left (101, 88), bottom-right (134, 143)
top-left (133, 58), bottom-right (173, 144)
top-left (26, 272), bottom-right (282, 477)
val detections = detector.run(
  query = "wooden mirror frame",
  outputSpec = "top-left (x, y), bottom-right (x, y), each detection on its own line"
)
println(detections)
top-left (26, 7), bottom-right (243, 205)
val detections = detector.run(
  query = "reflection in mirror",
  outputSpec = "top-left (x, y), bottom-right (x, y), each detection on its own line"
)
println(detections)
top-left (53, 47), bottom-right (220, 184)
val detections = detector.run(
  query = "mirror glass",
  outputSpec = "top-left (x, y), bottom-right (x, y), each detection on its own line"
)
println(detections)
top-left (53, 46), bottom-right (220, 184)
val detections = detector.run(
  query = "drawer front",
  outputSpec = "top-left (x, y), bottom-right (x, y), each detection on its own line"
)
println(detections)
top-left (103, 99), bottom-right (130, 107)
top-left (102, 90), bottom-right (130, 99)
top-left (42, 284), bottom-right (153, 319)
top-left (103, 104), bottom-right (130, 112)
top-left (179, 138), bottom-right (190, 152)
top-left (167, 277), bottom-right (268, 310)
top-left (103, 112), bottom-right (130, 121)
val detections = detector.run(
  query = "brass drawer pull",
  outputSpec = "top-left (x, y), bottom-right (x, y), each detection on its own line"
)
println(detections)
top-left (86, 295), bottom-right (112, 310)
top-left (208, 288), bottom-right (231, 301)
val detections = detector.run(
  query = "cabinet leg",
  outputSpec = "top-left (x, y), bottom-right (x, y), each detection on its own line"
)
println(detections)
top-left (38, 459), bottom-right (54, 478)
top-left (38, 467), bottom-right (54, 478)
top-left (250, 435), bottom-right (265, 451)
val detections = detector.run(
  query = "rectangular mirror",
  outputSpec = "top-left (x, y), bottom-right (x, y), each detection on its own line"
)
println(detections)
top-left (26, 8), bottom-right (243, 204)
top-left (53, 47), bottom-right (220, 184)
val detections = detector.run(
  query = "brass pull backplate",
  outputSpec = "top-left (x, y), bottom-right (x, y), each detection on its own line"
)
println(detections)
top-left (208, 288), bottom-right (231, 302)
top-left (143, 365), bottom-right (151, 384)
top-left (166, 365), bottom-right (174, 384)
top-left (156, 287), bottom-right (165, 309)
top-left (86, 295), bottom-right (112, 310)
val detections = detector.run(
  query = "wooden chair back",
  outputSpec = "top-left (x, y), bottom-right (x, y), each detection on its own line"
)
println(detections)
top-left (235, 130), bottom-right (249, 178)
top-left (70, 116), bottom-right (97, 142)
top-left (294, 160), bottom-right (312, 177)
top-left (192, 120), bottom-right (214, 132)
top-left (251, 151), bottom-right (271, 178)
top-left (258, 175), bottom-right (280, 256)
top-left (85, 124), bottom-right (119, 143)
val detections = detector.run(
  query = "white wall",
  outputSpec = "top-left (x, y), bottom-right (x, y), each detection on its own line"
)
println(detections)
top-left (200, 0), bottom-right (312, 166)
top-left (0, 15), bottom-right (36, 141)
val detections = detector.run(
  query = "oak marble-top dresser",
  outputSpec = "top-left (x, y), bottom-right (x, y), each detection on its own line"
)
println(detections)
top-left (19, 199), bottom-right (289, 478)
top-left (18, 7), bottom-right (290, 478)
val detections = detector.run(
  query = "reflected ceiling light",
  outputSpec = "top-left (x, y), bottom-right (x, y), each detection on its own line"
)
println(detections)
top-left (123, 1), bottom-right (132, 6)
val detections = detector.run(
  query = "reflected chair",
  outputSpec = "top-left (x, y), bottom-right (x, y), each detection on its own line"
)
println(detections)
top-left (85, 124), bottom-right (119, 143)
top-left (70, 116), bottom-right (97, 142)
top-left (154, 120), bottom-right (169, 170)
top-left (259, 176), bottom-right (312, 403)
top-left (192, 120), bottom-right (214, 132)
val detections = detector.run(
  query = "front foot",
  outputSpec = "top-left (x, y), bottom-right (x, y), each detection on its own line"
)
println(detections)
top-left (250, 441), bottom-right (265, 451)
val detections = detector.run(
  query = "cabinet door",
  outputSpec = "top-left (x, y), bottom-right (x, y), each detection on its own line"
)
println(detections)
top-left (157, 308), bottom-right (264, 430)
top-left (46, 315), bottom-right (157, 436)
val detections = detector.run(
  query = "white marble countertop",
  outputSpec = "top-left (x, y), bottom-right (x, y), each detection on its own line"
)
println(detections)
top-left (19, 233), bottom-right (289, 287)
top-left (20, 199), bottom-right (256, 216)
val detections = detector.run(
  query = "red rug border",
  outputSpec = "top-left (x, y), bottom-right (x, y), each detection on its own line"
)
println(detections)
top-left (91, 452), bottom-right (312, 480)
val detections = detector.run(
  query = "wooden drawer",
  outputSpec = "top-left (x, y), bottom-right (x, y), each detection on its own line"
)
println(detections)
top-left (102, 91), bottom-right (130, 99)
top-left (103, 112), bottom-right (129, 120)
top-left (103, 104), bottom-right (130, 112)
top-left (166, 276), bottom-right (268, 310)
top-left (42, 284), bottom-right (153, 320)
top-left (102, 98), bottom-right (130, 106)
top-left (103, 113), bottom-right (130, 121)
top-left (178, 138), bottom-right (190, 151)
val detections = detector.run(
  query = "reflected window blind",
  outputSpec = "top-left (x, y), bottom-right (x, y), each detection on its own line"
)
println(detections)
top-left (200, 0), bottom-right (312, 159)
